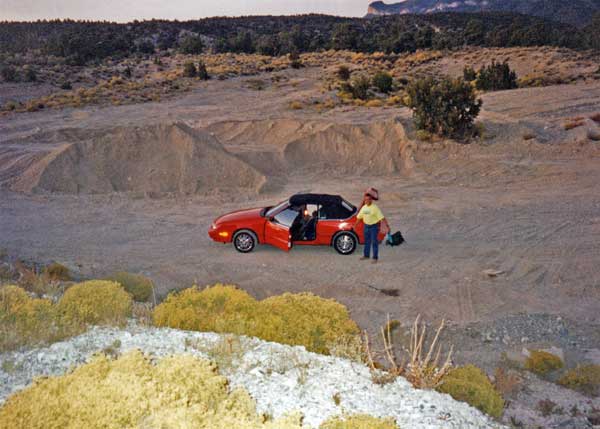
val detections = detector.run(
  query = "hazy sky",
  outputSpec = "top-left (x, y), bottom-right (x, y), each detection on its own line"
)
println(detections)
top-left (0, 0), bottom-right (375, 22)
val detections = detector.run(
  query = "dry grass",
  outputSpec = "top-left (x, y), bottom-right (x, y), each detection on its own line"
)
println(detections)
top-left (364, 315), bottom-right (453, 389)
top-left (14, 261), bottom-right (67, 299)
top-left (364, 99), bottom-right (384, 108)
top-left (493, 367), bottom-right (523, 398)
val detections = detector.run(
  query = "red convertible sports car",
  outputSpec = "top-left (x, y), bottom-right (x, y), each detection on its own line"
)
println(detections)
top-left (209, 193), bottom-right (384, 254)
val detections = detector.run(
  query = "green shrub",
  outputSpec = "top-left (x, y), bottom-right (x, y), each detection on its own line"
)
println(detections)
top-left (0, 351), bottom-right (304, 429)
top-left (415, 129), bottom-right (432, 141)
top-left (1, 65), bottom-right (18, 82)
top-left (107, 272), bottom-right (154, 302)
top-left (153, 284), bottom-right (258, 334)
top-left (336, 65), bottom-right (351, 81)
top-left (463, 66), bottom-right (477, 82)
top-left (257, 293), bottom-right (360, 354)
top-left (183, 61), bottom-right (197, 78)
top-left (406, 77), bottom-right (482, 138)
top-left (43, 262), bottom-right (71, 281)
top-left (437, 365), bottom-right (504, 418)
top-left (197, 60), bottom-right (210, 80)
top-left (179, 35), bottom-right (204, 55)
top-left (558, 365), bottom-right (600, 396)
top-left (320, 414), bottom-right (398, 429)
top-left (58, 280), bottom-right (132, 327)
top-left (350, 74), bottom-right (371, 100)
top-left (475, 61), bottom-right (518, 91)
top-left (23, 67), bottom-right (37, 82)
top-left (372, 71), bottom-right (393, 93)
top-left (524, 350), bottom-right (564, 375)
top-left (153, 285), bottom-right (359, 354)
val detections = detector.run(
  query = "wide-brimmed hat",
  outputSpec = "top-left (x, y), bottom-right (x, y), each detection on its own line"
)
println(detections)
top-left (364, 187), bottom-right (379, 200)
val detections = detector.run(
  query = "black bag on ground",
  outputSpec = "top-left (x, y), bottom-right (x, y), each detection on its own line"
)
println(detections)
top-left (385, 231), bottom-right (405, 246)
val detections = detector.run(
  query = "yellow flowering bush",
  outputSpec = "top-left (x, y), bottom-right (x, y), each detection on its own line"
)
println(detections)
top-left (153, 285), bottom-right (359, 354)
top-left (0, 351), bottom-right (304, 429)
top-left (257, 293), bottom-right (360, 354)
top-left (153, 284), bottom-right (259, 335)
top-left (320, 414), bottom-right (399, 429)
top-left (106, 271), bottom-right (154, 302)
top-left (0, 285), bottom-right (58, 350)
top-left (437, 365), bottom-right (504, 418)
top-left (58, 280), bottom-right (132, 327)
top-left (524, 350), bottom-right (564, 375)
top-left (558, 365), bottom-right (600, 397)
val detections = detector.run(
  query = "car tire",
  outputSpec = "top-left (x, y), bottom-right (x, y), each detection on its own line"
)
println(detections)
top-left (233, 230), bottom-right (257, 253)
top-left (333, 231), bottom-right (357, 255)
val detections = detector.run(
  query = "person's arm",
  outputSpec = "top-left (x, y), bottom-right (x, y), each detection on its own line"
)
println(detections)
top-left (354, 206), bottom-right (364, 230)
top-left (380, 217), bottom-right (390, 234)
top-left (376, 206), bottom-right (389, 233)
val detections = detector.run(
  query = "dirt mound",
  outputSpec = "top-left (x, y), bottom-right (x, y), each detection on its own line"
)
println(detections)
top-left (11, 123), bottom-right (266, 195)
top-left (284, 120), bottom-right (412, 174)
top-left (206, 119), bottom-right (414, 175)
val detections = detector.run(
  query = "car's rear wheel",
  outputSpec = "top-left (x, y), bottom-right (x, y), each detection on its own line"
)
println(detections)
top-left (333, 231), bottom-right (357, 255)
top-left (233, 230), bottom-right (257, 253)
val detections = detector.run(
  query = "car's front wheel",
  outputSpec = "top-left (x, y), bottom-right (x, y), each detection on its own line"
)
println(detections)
top-left (333, 231), bottom-right (357, 255)
top-left (233, 230), bottom-right (257, 253)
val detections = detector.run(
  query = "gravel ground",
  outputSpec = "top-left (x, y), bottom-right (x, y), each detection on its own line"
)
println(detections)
top-left (0, 324), bottom-right (504, 429)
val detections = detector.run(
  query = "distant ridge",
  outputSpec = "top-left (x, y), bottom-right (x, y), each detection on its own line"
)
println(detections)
top-left (366, 0), bottom-right (600, 27)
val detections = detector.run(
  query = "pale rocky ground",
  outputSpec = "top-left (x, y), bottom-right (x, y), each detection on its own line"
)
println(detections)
top-left (1, 61), bottom-right (600, 427)
top-left (0, 324), bottom-right (504, 429)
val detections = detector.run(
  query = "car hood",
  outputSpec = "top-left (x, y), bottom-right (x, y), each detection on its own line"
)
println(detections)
top-left (213, 207), bottom-right (264, 224)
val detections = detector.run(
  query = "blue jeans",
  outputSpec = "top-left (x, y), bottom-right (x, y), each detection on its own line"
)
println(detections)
top-left (364, 223), bottom-right (380, 259)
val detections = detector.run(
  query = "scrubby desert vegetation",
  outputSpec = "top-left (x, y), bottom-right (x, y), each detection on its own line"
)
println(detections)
top-left (3, 265), bottom-right (598, 428)
top-left (1, 12), bottom-right (599, 115)
top-left (0, 275), bottom-right (498, 428)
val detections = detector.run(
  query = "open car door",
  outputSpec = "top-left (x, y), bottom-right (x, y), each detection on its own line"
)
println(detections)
top-left (264, 220), bottom-right (291, 251)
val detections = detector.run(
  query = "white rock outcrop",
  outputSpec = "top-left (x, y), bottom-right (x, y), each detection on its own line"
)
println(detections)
top-left (0, 325), bottom-right (505, 428)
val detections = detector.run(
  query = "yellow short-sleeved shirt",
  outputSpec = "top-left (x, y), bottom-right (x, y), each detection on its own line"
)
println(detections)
top-left (357, 203), bottom-right (385, 225)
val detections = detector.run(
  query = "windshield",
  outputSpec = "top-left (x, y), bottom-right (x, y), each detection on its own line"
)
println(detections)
top-left (264, 200), bottom-right (288, 218)
top-left (341, 198), bottom-right (356, 213)
top-left (272, 208), bottom-right (299, 228)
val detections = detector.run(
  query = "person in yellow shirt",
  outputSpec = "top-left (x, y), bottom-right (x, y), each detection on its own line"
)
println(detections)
top-left (353, 192), bottom-right (390, 263)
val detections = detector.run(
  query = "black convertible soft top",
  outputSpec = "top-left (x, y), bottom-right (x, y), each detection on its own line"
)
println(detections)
top-left (289, 194), bottom-right (356, 219)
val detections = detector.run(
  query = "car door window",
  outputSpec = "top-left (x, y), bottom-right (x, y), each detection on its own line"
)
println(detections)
top-left (272, 208), bottom-right (299, 228)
